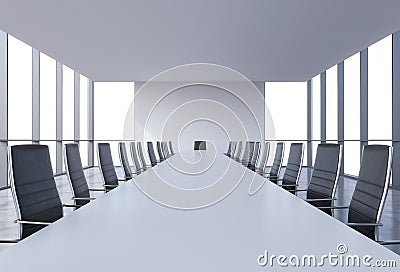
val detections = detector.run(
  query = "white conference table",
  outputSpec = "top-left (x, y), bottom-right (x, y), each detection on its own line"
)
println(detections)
top-left (0, 151), bottom-right (399, 271)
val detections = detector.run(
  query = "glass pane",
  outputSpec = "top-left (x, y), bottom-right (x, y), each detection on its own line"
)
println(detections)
top-left (94, 82), bottom-right (135, 141)
top-left (326, 66), bottom-right (337, 141)
top-left (265, 82), bottom-right (307, 141)
top-left (8, 35), bottom-right (32, 140)
top-left (79, 141), bottom-right (89, 167)
top-left (312, 75), bottom-right (320, 141)
top-left (368, 35), bottom-right (392, 140)
top-left (40, 53), bottom-right (56, 140)
top-left (63, 66), bottom-right (75, 140)
top-left (344, 53), bottom-right (360, 140)
top-left (80, 75), bottom-right (89, 140)
top-left (344, 141), bottom-right (360, 176)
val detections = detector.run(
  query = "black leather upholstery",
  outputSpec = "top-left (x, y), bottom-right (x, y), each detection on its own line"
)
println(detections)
top-left (168, 141), bottom-right (175, 155)
top-left (65, 144), bottom-right (90, 207)
top-left (194, 141), bottom-right (206, 150)
top-left (97, 143), bottom-right (119, 189)
top-left (255, 142), bottom-right (270, 174)
top-left (269, 142), bottom-right (284, 182)
top-left (129, 142), bottom-right (141, 174)
top-left (157, 141), bottom-right (165, 162)
top-left (118, 142), bottom-right (132, 179)
top-left (234, 141), bottom-right (243, 161)
top-left (148, 142), bottom-right (158, 166)
top-left (281, 143), bottom-right (304, 191)
top-left (306, 144), bottom-right (341, 214)
top-left (161, 141), bottom-right (170, 158)
top-left (11, 145), bottom-right (63, 239)
top-left (249, 142), bottom-right (260, 170)
top-left (348, 145), bottom-right (391, 240)
top-left (137, 142), bottom-right (147, 171)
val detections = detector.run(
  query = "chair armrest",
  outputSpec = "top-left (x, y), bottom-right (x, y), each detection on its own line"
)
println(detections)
top-left (287, 189), bottom-right (308, 192)
top-left (0, 239), bottom-right (19, 243)
top-left (72, 197), bottom-right (96, 201)
top-left (317, 205), bottom-right (350, 210)
top-left (89, 188), bottom-right (107, 192)
top-left (104, 184), bottom-right (119, 188)
top-left (118, 178), bottom-right (130, 182)
top-left (63, 203), bottom-right (82, 208)
top-left (378, 240), bottom-right (400, 246)
top-left (347, 222), bottom-right (383, 227)
top-left (280, 183), bottom-right (299, 187)
top-left (304, 198), bottom-right (336, 202)
top-left (15, 220), bottom-right (51, 226)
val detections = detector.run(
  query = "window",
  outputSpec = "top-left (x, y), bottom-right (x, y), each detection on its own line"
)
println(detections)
top-left (326, 66), bottom-right (337, 141)
top-left (344, 53), bottom-right (361, 176)
top-left (94, 82), bottom-right (135, 166)
top-left (80, 75), bottom-right (89, 140)
top-left (40, 53), bottom-right (56, 140)
top-left (63, 65), bottom-right (75, 140)
top-left (368, 35), bottom-right (392, 140)
top-left (8, 35), bottom-right (32, 140)
top-left (94, 82), bottom-right (135, 141)
top-left (312, 75), bottom-right (321, 163)
top-left (265, 82), bottom-right (307, 165)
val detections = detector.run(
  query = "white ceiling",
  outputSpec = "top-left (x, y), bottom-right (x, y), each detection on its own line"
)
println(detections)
top-left (0, 0), bottom-right (400, 82)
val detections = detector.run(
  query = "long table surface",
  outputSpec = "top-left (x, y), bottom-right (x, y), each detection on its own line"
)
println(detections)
top-left (0, 151), bottom-right (399, 271)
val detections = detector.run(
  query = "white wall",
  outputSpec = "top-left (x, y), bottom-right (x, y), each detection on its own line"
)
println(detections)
top-left (130, 82), bottom-right (266, 154)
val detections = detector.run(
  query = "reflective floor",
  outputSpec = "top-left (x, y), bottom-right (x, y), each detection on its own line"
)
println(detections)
top-left (0, 167), bottom-right (399, 255)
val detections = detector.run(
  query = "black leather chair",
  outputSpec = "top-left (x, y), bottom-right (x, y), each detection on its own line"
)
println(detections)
top-left (129, 141), bottom-right (142, 174)
top-left (287, 144), bottom-right (342, 215)
top-left (137, 142), bottom-right (148, 171)
top-left (265, 142), bottom-right (285, 181)
top-left (249, 142), bottom-right (260, 170)
top-left (9, 145), bottom-right (78, 240)
top-left (157, 141), bottom-right (165, 162)
top-left (64, 144), bottom-right (105, 207)
top-left (254, 141), bottom-right (270, 174)
top-left (224, 141), bottom-right (233, 156)
top-left (229, 141), bottom-right (237, 158)
top-left (97, 143), bottom-right (124, 191)
top-left (161, 141), bottom-right (170, 158)
top-left (168, 141), bottom-right (175, 155)
top-left (319, 145), bottom-right (392, 241)
top-left (147, 142), bottom-right (158, 167)
top-left (234, 141), bottom-right (243, 161)
top-left (118, 142), bottom-right (134, 180)
top-left (275, 143), bottom-right (304, 192)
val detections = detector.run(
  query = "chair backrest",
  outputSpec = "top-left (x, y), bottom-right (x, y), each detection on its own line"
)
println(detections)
top-left (147, 142), bottom-right (158, 166)
top-left (168, 141), bottom-right (175, 155)
top-left (97, 143), bottom-right (119, 188)
top-left (281, 143), bottom-right (304, 187)
top-left (234, 141), bottom-right (243, 161)
top-left (306, 144), bottom-right (342, 212)
top-left (64, 143), bottom-right (90, 207)
top-left (194, 141), bottom-right (206, 150)
top-left (255, 141), bottom-right (270, 172)
top-left (162, 141), bottom-right (170, 158)
top-left (348, 145), bottom-right (392, 240)
top-left (241, 141), bottom-right (250, 162)
top-left (226, 141), bottom-right (232, 156)
top-left (243, 141), bottom-right (255, 166)
top-left (230, 141), bottom-right (237, 158)
top-left (10, 145), bottom-right (63, 239)
top-left (137, 142), bottom-right (147, 170)
top-left (157, 141), bottom-right (165, 162)
top-left (269, 142), bottom-right (285, 182)
top-left (129, 142), bottom-right (141, 174)
top-left (118, 142), bottom-right (133, 179)
top-left (249, 142), bottom-right (260, 168)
